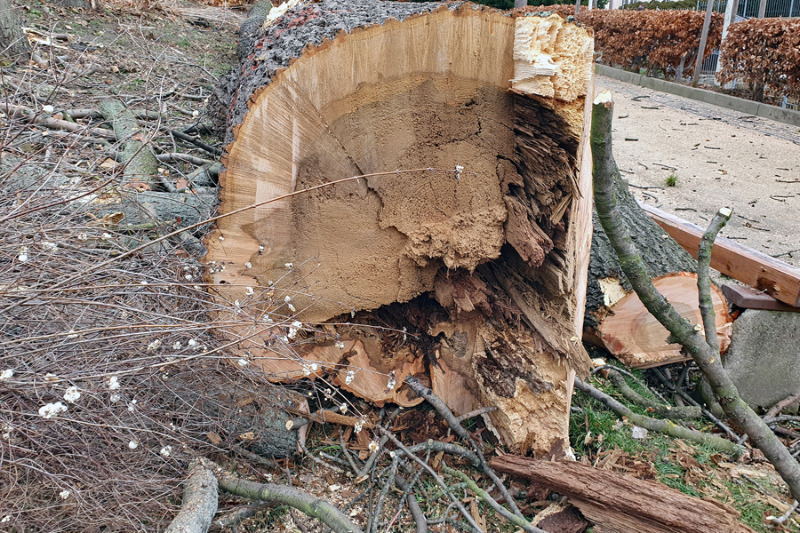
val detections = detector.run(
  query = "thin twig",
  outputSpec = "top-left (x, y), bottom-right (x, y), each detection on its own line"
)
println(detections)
top-left (404, 377), bottom-right (523, 519)
top-left (697, 207), bottom-right (731, 353)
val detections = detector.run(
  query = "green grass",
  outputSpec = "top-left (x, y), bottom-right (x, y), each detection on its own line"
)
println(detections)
top-left (665, 173), bottom-right (679, 187)
top-left (568, 374), bottom-right (793, 532)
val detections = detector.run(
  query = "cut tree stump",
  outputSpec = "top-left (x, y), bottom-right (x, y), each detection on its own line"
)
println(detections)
top-left (204, 1), bottom-right (595, 455)
top-left (598, 272), bottom-right (731, 368)
top-left (584, 170), bottom-right (732, 368)
top-left (490, 455), bottom-right (755, 533)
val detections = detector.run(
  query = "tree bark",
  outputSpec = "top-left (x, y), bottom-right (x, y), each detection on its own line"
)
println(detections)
top-left (204, 1), bottom-right (595, 455)
top-left (0, 0), bottom-right (29, 63)
top-left (490, 455), bottom-right (755, 533)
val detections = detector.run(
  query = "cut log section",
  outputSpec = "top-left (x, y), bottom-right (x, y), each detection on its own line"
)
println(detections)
top-left (584, 163), bottom-right (732, 368)
top-left (489, 455), bottom-right (755, 533)
top-left (599, 272), bottom-right (731, 368)
top-left (204, 1), bottom-right (594, 455)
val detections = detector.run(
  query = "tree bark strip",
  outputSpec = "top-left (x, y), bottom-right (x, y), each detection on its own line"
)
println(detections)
top-left (490, 454), bottom-right (755, 533)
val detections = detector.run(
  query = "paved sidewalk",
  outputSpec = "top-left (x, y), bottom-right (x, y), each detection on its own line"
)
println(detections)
top-left (598, 76), bottom-right (800, 146)
top-left (594, 75), bottom-right (800, 268)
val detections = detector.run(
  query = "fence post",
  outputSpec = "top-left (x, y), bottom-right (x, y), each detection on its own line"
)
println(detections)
top-left (716, 0), bottom-right (739, 84)
top-left (691, 0), bottom-right (716, 86)
top-left (758, 0), bottom-right (767, 17)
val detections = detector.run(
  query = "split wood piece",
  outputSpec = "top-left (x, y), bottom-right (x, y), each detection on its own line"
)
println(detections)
top-left (163, 461), bottom-right (219, 533)
top-left (204, 1), bottom-right (594, 455)
top-left (599, 272), bottom-right (732, 369)
top-left (285, 407), bottom-right (374, 431)
top-left (722, 283), bottom-right (800, 313)
top-left (489, 455), bottom-right (755, 533)
top-left (98, 100), bottom-right (160, 188)
top-left (642, 203), bottom-right (800, 307)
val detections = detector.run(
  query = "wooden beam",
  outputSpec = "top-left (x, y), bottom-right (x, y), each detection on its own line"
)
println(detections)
top-left (641, 203), bottom-right (800, 307)
top-left (722, 284), bottom-right (800, 313)
top-left (490, 455), bottom-right (755, 533)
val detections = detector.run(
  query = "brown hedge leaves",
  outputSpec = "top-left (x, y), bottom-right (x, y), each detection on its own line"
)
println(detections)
top-left (719, 18), bottom-right (800, 101)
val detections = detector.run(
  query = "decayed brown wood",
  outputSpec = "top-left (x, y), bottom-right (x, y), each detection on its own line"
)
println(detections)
top-left (489, 455), bottom-right (755, 533)
top-left (204, 2), bottom-right (595, 455)
top-left (642, 203), bottom-right (800, 307)
top-left (598, 272), bottom-right (732, 368)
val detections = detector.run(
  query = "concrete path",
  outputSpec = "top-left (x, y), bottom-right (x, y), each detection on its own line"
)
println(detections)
top-left (596, 75), bottom-right (800, 268)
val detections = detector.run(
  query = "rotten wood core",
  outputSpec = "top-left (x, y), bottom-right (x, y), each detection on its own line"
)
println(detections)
top-left (204, 2), bottom-right (594, 455)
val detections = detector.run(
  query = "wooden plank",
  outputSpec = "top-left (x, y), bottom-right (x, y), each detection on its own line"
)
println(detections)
top-left (490, 455), bottom-right (755, 533)
top-left (641, 203), bottom-right (800, 307)
top-left (722, 284), bottom-right (800, 313)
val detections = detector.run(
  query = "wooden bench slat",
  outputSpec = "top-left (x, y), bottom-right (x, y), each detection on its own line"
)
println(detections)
top-left (640, 203), bottom-right (800, 308)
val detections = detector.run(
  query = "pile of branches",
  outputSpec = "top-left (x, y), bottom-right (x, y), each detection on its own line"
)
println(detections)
top-left (0, 164), bottom-right (305, 530)
top-left (0, 23), bottom-right (298, 529)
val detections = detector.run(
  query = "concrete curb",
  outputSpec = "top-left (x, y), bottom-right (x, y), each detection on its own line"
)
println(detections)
top-left (595, 64), bottom-right (800, 128)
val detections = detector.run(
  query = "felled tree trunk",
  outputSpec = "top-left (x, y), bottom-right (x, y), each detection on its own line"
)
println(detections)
top-left (204, 0), bottom-right (595, 455)
top-left (585, 175), bottom-right (732, 368)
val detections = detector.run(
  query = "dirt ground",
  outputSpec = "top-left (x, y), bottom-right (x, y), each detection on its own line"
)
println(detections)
top-left (597, 76), bottom-right (800, 268)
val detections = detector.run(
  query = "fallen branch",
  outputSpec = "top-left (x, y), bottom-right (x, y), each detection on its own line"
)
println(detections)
top-left (592, 90), bottom-right (800, 500)
top-left (0, 102), bottom-right (116, 139)
top-left (99, 99), bottom-right (160, 188)
top-left (442, 463), bottom-right (542, 533)
top-left (164, 460), bottom-right (219, 533)
top-left (156, 152), bottom-right (215, 166)
top-left (394, 474), bottom-right (427, 533)
top-left (378, 428), bottom-right (484, 533)
top-left (212, 502), bottom-right (274, 530)
top-left (765, 392), bottom-right (800, 419)
top-left (575, 377), bottom-right (743, 455)
top-left (185, 161), bottom-right (222, 188)
top-left (405, 376), bottom-right (523, 519)
top-left (168, 129), bottom-right (222, 156)
top-left (202, 458), bottom-right (362, 533)
top-left (607, 370), bottom-right (702, 419)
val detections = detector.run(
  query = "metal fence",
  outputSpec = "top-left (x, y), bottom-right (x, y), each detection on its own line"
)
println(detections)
top-left (697, 0), bottom-right (800, 17)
